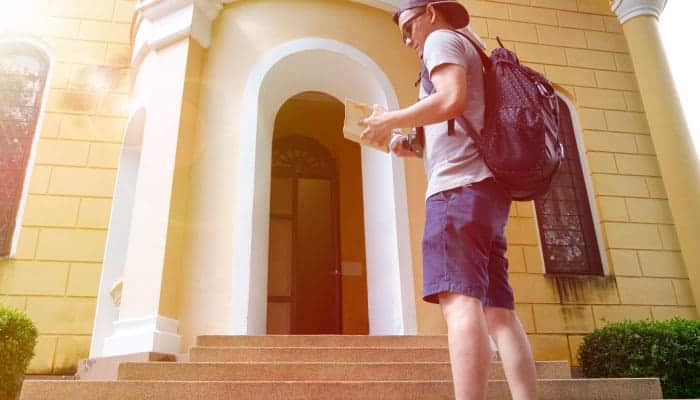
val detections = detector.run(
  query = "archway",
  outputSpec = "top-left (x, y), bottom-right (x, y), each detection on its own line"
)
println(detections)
top-left (232, 37), bottom-right (417, 334)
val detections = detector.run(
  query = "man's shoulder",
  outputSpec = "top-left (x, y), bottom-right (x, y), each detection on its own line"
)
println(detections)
top-left (424, 29), bottom-right (480, 65)
top-left (425, 29), bottom-right (464, 47)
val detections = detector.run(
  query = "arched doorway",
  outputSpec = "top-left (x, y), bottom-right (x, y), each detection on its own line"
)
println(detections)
top-left (267, 135), bottom-right (342, 334)
top-left (233, 37), bottom-right (417, 335)
top-left (266, 92), bottom-right (370, 335)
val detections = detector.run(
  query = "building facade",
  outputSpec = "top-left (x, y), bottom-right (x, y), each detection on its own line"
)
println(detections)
top-left (0, 0), bottom-right (697, 375)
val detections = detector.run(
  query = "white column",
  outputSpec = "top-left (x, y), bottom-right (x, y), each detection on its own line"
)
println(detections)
top-left (98, 0), bottom-right (220, 357)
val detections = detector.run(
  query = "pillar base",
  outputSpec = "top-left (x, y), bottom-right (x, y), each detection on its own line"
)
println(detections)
top-left (102, 315), bottom-right (181, 357)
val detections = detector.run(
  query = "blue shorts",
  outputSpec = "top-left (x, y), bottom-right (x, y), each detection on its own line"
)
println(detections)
top-left (422, 178), bottom-right (514, 309)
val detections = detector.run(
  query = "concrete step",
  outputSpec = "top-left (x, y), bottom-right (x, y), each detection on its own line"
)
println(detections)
top-left (189, 346), bottom-right (455, 362)
top-left (196, 334), bottom-right (448, 348)
top-left (19, 378), bottom-right (663, 400)
top-left (117, 360), bottom-right (572, 381)
top-left (77, 352), bottom-right (176, 381)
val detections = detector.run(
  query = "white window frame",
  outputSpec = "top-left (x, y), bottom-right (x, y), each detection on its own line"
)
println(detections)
top-left (0, 36), bottom-right (53, 260)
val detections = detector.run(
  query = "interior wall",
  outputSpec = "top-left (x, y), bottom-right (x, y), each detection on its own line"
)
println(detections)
top-left (273, 93), bottom-right (369, 334)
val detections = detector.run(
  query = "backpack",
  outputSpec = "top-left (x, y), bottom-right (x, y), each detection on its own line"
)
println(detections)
top-left (416, 31), bottom-right (564, 201)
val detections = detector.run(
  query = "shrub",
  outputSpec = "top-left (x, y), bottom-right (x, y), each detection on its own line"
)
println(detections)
top-left (578, 318), bottom-right (700, 399)
top-left (0, 306), bottom-right (38, 400)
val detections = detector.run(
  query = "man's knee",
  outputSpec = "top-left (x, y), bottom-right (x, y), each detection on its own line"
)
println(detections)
top-left (439, 292), bottom-right (484, 327)
top-left (484, 306), bottom-right (518, 332)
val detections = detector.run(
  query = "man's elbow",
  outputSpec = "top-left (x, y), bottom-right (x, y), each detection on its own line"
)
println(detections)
top-left (443, 94), bottom-right (468, 119)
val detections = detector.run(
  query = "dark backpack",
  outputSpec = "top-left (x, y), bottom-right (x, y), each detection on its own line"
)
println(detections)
top-left (416, 31), bottom-right (564, 201)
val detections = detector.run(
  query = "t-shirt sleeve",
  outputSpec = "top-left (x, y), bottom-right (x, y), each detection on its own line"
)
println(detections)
top-left (422, 30), bottom-right (478, 78)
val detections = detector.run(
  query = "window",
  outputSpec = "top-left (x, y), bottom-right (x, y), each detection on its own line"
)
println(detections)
top-left (534, 96), bottom-right (604, 275)
top-left (0, 43), bottom-right (48, 256)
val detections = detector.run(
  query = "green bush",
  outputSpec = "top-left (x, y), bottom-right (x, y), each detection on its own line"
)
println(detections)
top-left (578, 318), bottom-right (700, 399)
top-left (0, 306), bottom-right (38, 400)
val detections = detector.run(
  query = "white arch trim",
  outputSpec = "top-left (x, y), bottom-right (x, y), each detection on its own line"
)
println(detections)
top-left (233, 37), bottom-right (417, 335)
top-left (0, 35), bottom-right (53, 260)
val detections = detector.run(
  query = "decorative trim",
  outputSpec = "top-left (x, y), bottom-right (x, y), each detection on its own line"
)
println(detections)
top-left (109, 279), bottom-right (124, 306)
top-left (131, 0), bottom-right (227, 68)
top-left (611, 0), bottom-right (668, 24)
top-left (130, 0), bottom-right (403, 69)
top-left (194, 0), bottom-right (226, 20)
top-left (102, 315), bottom-right (181, 357)
top-left (221, 0), bottom-right (399, 13)
top-left (132, 0), bottom-right (193, 68)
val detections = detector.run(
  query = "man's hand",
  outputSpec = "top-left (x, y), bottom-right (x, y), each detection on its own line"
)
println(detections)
top-left (389, 134), bottom-right (420, 158)
top-left (359, 105), bottom-right (393, 150)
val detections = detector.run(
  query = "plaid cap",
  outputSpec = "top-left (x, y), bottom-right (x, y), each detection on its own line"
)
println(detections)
top-left (393, 0), bottom-right (470, 29)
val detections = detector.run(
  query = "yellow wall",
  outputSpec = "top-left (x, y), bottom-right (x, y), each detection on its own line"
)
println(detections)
top-left (1, 0), bottom-right (697, 375)
top-left (0, 0), bottom-right (133, 373)
top-left (189, 0), bottom-right (697, 366)
top-left (451, 0), bottom-right (697, 365)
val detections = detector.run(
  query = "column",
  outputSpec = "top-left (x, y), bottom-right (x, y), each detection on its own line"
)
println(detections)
top-left (612, 0), bottom-right (700, 313)
top-left (97, 0), bottom-right (225, 357)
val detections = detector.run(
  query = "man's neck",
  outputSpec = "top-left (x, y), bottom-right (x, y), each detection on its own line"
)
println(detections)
top-left (428, 21), bottom-right (455, 33)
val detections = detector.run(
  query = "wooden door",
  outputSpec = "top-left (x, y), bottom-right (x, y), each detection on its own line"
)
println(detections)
top-left (267, 136), bottom-right (342, 334)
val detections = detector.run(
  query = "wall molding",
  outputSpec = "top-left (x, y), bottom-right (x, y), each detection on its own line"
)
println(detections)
top-left (130, 0), bottom-right (402, 68)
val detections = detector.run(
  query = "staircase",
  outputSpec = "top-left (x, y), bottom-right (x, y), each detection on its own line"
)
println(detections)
top-left (20, 335), bottom-right (662, 399)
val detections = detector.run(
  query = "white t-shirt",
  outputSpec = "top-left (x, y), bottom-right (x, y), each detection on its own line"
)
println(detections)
top-left (420, 29), bottom-right (493, 200)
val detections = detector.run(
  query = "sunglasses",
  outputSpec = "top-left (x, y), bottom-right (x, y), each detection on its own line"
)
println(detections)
top-left (400, 8), bottom-right (426, 43)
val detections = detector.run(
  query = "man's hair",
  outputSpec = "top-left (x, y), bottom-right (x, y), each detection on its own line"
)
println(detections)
top-left (427, 4), bottom-right (461, 29)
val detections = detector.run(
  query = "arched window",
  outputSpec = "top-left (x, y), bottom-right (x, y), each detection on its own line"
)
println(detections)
top-left (0, 43), bottom-right (49, 256)
top-left (534, 95), bottom-right (604, 275)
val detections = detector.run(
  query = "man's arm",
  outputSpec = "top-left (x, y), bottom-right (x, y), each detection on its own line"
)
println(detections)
top-left (359, 63), bottom-right (468, 149)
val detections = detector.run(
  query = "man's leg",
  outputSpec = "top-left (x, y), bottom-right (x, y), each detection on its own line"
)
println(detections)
top-left (485, 306), bottom-right (537, 400)
top-left (439, 292), bottom-right (493, 400)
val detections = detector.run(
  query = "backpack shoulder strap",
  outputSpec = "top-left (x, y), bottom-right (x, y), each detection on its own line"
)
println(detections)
top-left (450, 29), bottom-right (488, 140)
top-left (451, 29), bottom-right (491, 68)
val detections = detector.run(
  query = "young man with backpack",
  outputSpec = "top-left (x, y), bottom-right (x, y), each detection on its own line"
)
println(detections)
top-left (360, 1), bottom-right (540, 399)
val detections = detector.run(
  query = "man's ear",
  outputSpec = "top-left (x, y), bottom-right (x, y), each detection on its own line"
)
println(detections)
top-left (426, 4), bottom-right (438, 24)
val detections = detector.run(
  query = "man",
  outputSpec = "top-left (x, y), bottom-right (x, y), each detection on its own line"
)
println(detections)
top-left (359, 1), bottom-right (537, 399)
